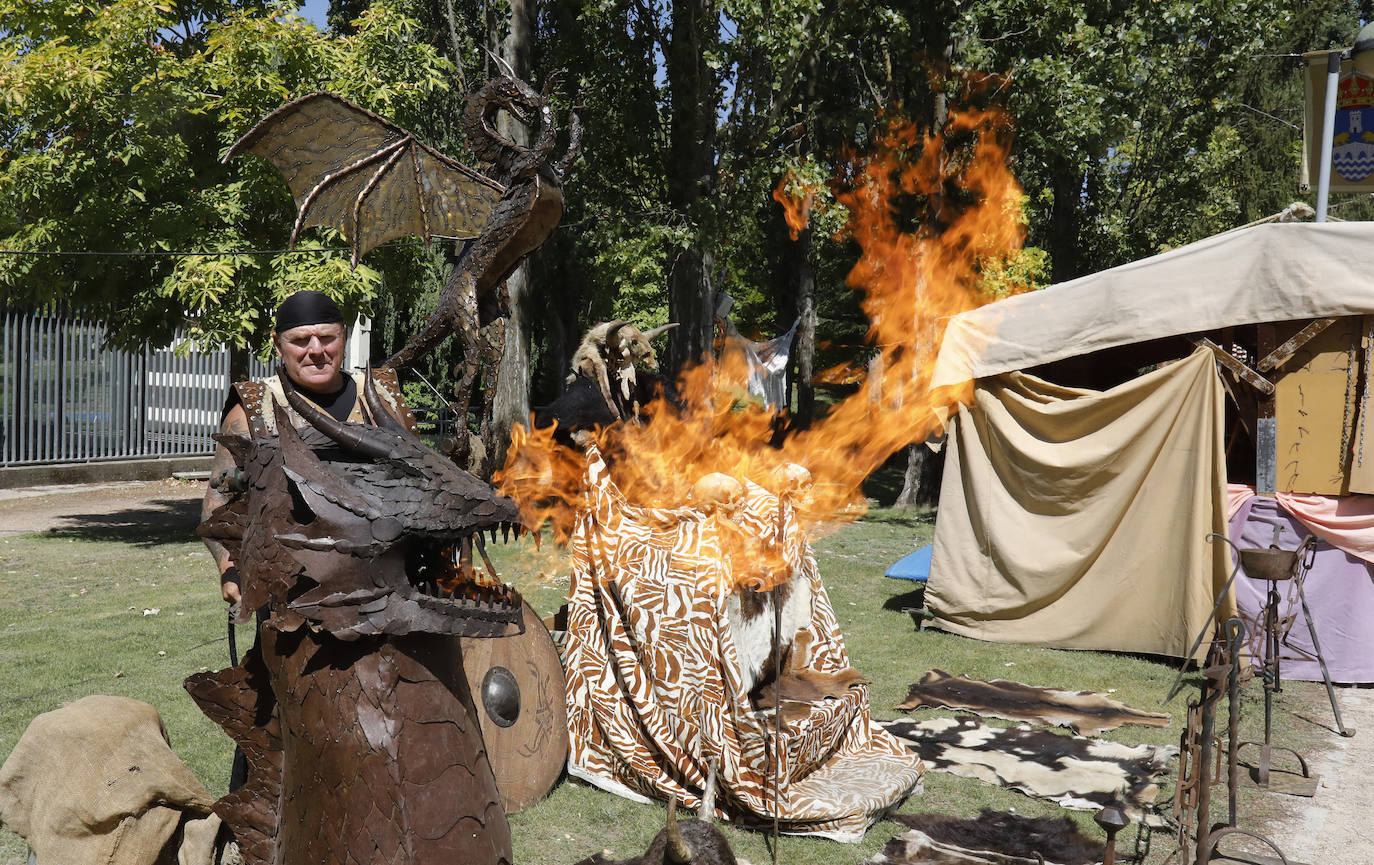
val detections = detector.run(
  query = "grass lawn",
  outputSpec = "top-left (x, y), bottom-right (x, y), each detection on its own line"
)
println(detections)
top-left (0, 502), bottom-right (1340, 865)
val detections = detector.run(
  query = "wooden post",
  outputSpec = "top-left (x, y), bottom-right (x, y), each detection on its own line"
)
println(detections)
top-left (1256, 324), bottom-right (1277, 494)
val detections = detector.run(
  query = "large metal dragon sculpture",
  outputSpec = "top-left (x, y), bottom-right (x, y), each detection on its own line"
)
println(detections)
top-left (225, 59), bottom-right (580, 471)
top-left (190, 66), bottom-right (579, 865)
top-left (188, 373), bottom-right (526, 865)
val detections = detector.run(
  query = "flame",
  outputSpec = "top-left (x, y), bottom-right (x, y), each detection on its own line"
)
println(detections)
top-left (497, 101), bottom-right (1026, 589)
top-left (772, 169), bottom-right (823, 241)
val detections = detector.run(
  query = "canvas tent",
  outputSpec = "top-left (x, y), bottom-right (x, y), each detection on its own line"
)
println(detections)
top-left (925, 221), bottom-right (1374, 673)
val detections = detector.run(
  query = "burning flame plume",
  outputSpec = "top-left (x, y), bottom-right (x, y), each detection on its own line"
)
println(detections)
top-left (497, 102), bottom-right (1027, 585)
top-left (772, 170), bottom-right (823, 241)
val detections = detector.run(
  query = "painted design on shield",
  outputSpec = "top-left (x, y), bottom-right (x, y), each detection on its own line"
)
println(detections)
top-left (1334, 71), bottom-right (1374, 183)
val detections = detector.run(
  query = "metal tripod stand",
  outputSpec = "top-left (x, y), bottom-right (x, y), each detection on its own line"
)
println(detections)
top-left (1236, 534), bottom-right (1353, 794)
top-left (1169, 532), bottom-right (1353, 789)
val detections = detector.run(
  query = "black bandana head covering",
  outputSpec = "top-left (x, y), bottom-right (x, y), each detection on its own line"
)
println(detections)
top-left (274, 290), bottom-right (345, 333)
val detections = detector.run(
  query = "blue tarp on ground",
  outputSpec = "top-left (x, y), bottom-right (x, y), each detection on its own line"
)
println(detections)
top-left (885, 545), bottom-right (932, 582)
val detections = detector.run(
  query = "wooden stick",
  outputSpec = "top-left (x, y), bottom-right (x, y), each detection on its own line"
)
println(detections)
top-left (1191, 337), bottom-right (1274, 396)
top-left (1257, 317), bottom-right (1337, 372)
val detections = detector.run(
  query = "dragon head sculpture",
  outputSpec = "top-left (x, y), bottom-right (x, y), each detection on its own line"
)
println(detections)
top-left (200, 370), bottom-right (525, 641)
top-left (463, 52), bottom-right (562, 183)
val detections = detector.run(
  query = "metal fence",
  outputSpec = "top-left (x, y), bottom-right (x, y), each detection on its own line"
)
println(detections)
top-left (1, 311), bottom-right (270, 466)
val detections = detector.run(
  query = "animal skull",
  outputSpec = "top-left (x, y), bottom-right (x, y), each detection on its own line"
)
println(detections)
top-left (689, 473), bottom-right (746, 514)
top-left (568, 320), bottom-right (679, 419)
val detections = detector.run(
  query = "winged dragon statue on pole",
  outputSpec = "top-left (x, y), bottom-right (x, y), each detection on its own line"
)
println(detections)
top-left (226, 55), bottom-right (581, 470)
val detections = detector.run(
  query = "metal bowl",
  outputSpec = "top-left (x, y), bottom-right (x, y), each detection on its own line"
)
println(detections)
top-left (1239, 547), bottom-right (1298, 581)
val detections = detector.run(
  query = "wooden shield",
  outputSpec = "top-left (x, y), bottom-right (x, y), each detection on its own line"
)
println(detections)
top-left (461, 601), bottom-right (568, 812)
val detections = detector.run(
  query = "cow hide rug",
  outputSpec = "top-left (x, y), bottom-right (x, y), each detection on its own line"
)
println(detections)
top-left (863, 810), bottom-right (1105, 865)
top-left (897, 670), bottom-right (1171, 736)
top-left (880, 717), bottom-right (1175, 824)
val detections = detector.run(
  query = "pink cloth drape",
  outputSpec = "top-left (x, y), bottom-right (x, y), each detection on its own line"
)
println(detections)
top-left (1228, 484), bottom-right (1374, 565)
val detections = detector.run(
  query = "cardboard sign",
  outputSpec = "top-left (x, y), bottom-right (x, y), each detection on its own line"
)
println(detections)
top-left (1275, 315), bottom-right (1360, 495)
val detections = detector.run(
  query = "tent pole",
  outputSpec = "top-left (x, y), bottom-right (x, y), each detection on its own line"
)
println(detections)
top-left (1255, 325), bottom-right (1277, 494)
top-left (1315, 50), bottom-right (1341, 223)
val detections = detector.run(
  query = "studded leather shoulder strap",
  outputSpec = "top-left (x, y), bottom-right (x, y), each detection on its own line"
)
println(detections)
top-left (232, 380), bottom-right (269, 437)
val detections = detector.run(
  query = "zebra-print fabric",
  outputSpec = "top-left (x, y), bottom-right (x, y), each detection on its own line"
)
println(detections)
top-left (562, 446), bottom-right (925, 842)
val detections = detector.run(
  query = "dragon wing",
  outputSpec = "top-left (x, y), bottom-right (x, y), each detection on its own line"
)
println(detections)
top-left (226, 92), bottom-right (505, 267)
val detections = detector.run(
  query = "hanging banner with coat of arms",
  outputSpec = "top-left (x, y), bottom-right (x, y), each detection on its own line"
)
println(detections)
top-left (1303, 52), bottom-right (1374, 192)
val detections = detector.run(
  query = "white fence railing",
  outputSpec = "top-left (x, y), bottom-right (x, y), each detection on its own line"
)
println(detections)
top-left (0, 312), bottom-right (271, 466)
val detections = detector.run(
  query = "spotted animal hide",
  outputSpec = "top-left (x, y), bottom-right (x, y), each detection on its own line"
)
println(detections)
top-left (726, 571), bottom-right (812, 696)
top-left (897, 670), bottom-right (1171, 736)
top-left (862, 810), bottom-right (1105, 865)
top-left (880, 717), bottom-right (1175, 824)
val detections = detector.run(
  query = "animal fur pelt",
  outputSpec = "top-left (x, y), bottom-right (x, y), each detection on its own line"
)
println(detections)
top-left (567, 320), bottom-right (677, 419)
top-left (571, 765), bottom-right (738, 865)
top-left (753, 631), bottom-right (869, 725)
top-left (880, 717), bottom-right (1175, 824)
top-left (897, 670), bottom-right (1171, 736)
top-left (862, 810), bottom-right (1106, 865)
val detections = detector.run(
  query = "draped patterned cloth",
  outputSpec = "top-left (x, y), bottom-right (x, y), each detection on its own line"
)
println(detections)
top-left (561, 446), bottom-right (925, 842)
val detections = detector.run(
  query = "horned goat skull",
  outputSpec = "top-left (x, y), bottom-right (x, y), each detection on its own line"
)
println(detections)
top-left (568, 320), bottom-right (678, 420)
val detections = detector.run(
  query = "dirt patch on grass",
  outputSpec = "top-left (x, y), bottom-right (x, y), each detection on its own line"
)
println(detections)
top-left (0, 479), bottom-right (203, 540)
top-left (1224, 685), bottom-right (1374, 864)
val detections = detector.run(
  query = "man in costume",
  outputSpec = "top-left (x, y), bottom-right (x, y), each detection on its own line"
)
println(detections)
top-left (201, 290), bottom-right (415, 606)
top-left (200, 291), bottom-right (417, 792)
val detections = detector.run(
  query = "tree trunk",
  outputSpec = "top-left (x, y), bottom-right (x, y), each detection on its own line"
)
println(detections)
top-left (894, 31), bottom-right (956, 506)
top-left (489, 0), bottom-right (535, 464)
top-left (892, 443), bottom-right (944, 508)
top-left (493, 265), bottom-right (530, 457)
top-left (1049, 165), bottom-right (1084, 283)
top-left (666, 249), bottom-right (715, 374)
top-left (229, 343), bottom-right (250, 384)
top-left (663, 0), bottom-right (717, 378)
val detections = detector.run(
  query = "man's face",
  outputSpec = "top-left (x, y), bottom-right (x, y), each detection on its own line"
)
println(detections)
top-left (275, 323), bottom-right (347, 391)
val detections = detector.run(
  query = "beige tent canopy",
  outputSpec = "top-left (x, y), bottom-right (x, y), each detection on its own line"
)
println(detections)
top-left (932, 221), bottom-right (1374, 392)
top-left (924, 220), bottom-right (1374, 659)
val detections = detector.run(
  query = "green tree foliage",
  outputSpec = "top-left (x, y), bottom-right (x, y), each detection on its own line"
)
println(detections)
top-left (0, 0), bottom-right (452, 352)
top-left (532, 0), bottom-right (966, 392)
top-left (956, 0), bottom-right (1374, 280)
top-left (7, 0), bottom-right (1373, 412)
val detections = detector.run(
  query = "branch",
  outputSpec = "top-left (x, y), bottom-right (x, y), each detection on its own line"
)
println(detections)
top-left (979, 25), bottom-right (1033, 44)
top-left (630, 0), bottom-right (667, 53)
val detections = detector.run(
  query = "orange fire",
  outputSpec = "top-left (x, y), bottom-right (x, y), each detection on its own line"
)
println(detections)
top-left (496, 102), bottom-right (1027, 587)
top-left (772, 169), bottom-right (823, 241)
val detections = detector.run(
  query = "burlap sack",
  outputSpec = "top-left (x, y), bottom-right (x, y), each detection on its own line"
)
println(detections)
top-left (0, 695), bottom-right (218, 865)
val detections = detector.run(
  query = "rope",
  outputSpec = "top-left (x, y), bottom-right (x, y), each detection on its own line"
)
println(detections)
top-left (0, 240), bottom-right (431, 258)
